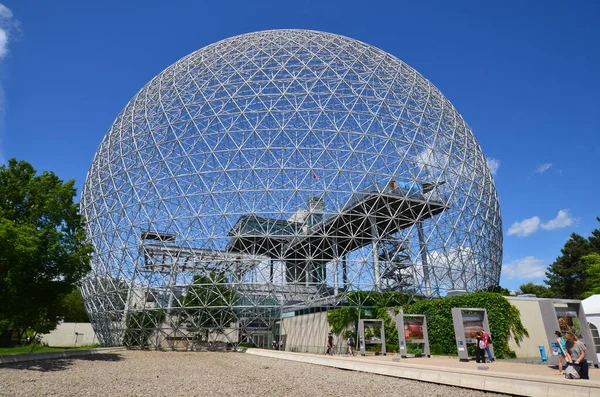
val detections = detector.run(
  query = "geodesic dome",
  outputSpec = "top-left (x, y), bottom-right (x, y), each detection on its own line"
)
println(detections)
top-left (80, 29), bottom-right (502, 348)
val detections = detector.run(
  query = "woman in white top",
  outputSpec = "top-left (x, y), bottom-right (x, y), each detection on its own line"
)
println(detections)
top-left (565, 332), bottom-right (589, 380)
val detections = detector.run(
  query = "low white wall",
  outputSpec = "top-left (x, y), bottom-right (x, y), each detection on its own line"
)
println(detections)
top-left (40, 323), bottom-right (97, 347)
top-left (281, 311), bottom-right (329, 354)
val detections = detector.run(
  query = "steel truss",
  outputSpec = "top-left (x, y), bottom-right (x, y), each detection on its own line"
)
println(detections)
top-left (80, 30), bottom-right (502, 349)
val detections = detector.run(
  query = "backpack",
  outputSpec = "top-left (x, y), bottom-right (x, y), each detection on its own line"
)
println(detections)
top-left (487, 335), bottom-right (493, 344)
top-left (565, 364), bottom-right (581, 379)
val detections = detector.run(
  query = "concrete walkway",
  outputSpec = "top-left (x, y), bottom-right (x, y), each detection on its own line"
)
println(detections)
top-left (247, 349), bottom-right (600, 397)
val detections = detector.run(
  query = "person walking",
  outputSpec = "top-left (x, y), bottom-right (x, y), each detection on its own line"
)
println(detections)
top-left (326, 333), bottom-right (334, 355)
top-left (565, 332), bottom-right (589, 380)
top-left (481, 328), bottom-right (495, 362)
top-left (347, 334), bottom-right (356, 356)
top-left (475, 331), bottom-right (486, 363)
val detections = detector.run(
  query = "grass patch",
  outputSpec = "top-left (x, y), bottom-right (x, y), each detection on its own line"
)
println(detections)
top-left (0, 344), bottom-right (101, 355)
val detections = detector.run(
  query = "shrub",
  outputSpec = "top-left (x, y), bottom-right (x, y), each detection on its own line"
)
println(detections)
top-left (404, 292), bottom-right (528, 358)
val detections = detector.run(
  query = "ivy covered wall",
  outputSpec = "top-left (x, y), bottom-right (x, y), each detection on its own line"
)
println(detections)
top-left (328, 292), bottom-right (529, 359)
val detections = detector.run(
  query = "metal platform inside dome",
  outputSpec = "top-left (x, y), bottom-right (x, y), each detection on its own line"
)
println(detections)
top-left (227, 182), bottom-right (448, 263)
top-left (138, 243), bottom-right (270, 274)
top-left (135, 181), bottom-right (448, 295)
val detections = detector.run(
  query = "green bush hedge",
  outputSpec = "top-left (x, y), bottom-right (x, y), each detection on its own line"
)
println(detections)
top-left (328, 292), bottom-right (529, 359)
top-left (404, 292), bottom-right (528, 358)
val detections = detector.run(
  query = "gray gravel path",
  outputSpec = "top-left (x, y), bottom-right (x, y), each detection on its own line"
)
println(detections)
top-left (0, 350), bottom-right (506, 396)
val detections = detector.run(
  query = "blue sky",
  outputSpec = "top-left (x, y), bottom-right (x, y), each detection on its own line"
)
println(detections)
top-left (1, 0), bottom-right (598, 292)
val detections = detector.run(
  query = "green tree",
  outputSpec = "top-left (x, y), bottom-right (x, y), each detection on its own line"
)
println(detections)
top-left (178, 273), bottom-right (238, 342)
top-left (589, 218), bottom-right (600, 253)
top-left (0, 159), bottom-right (92, 344)
top-left (327, 291), bottom-right (412, 334)
top-left (60, 287), bottom-right (90, 323)
top-left (582, 253), bottom-right (600, 298)
top-left (545, 233), bottom-right (593, 299)
top-left (518, 283), bottom-right (554, 298)
top-left (486, 285), bottom-right (512, 295)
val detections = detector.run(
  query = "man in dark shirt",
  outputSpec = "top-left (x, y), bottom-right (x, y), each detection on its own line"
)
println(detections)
top-left (326, 333), bottom-right (334, 355)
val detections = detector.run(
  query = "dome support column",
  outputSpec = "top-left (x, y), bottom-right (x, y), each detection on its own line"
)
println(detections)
top-left (417, 221), bottom-right (432, 297)
top-left (370, 215), bottom-right (381, 292)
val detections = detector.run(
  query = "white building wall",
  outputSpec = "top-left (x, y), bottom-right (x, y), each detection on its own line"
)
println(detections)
top-left (587, 314), bottom-right (600, 330)
top-left (280, 311), bottom-right (353, 354)
top-left (40, 323), bottom-right (97, 347)
top-left (281, 311), bottom-right (329, 354)
top-left (582, 295), bottom-right (600, 363)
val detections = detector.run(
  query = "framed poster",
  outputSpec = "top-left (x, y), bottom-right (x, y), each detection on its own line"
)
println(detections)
top-left (358, 319), bottom-right (386, 356)
top-left (395, 310), bottom-right (430, 358)
top-left (451, 308), bottom-right (493, 362)
top-left (462, 312), bottom-right (485, 343)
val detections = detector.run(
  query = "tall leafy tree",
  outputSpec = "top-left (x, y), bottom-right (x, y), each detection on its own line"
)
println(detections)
top-left (544, 233), bottom-right (593, 299)
top-left (60, 287), bottom-right (90, 323)
top-left (179, 273), bottom-right (238, 342)
top-left (518, 282), bottom-right (554, 298)
top-left (486, 285), bottom-right (512, 295)
top-left (589, 217), bottom-right (600, 253)
top-left (0, 159), bottom-right (92, 344)
top-left (582, 253), bottom-right (600, 299)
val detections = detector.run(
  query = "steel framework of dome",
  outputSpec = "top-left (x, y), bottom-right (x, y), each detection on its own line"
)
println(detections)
top-left (80, 29), bottom-right (502, 349)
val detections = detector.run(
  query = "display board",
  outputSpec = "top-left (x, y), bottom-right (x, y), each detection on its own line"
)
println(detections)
top-left (395, 309), bottom-right (430, 358)
top-left (451, 307), bottom-right (493, 362)
top-left (358, 319), bottom-right (386, 356)
top-left (538, 299), bottom-right (599, 368)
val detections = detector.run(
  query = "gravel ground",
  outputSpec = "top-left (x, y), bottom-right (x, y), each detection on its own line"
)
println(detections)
top-left (0, 350), bottom-right (506, 397)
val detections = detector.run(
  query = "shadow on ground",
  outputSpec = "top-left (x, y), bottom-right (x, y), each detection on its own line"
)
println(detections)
top-left (0, 353), bottom-right (123, 372)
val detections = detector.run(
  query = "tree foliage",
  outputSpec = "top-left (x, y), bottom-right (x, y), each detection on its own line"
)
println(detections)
top-left (545, 233), bottom-right (595, 299)
top-left (582, 253), bottom-right (600, 299)
top-left (178, 273), bottom-right (238, 342)
top-left (589, 217), bottom-right (600, 252)
top-left (60, 287), bottom-right (89, 323)
top-left (519, 282), bottom-right (554, 298)
top-left (540, 217), bottom-right (600, 299)
top-left (0, 159), bottom-right (92, 343)
top-left (327, 292), bottom-right (528, 359)
top-left (485, 285), bottom-right (512, 295)
top-left (123, 310), bottom-right (165, 348)
top-left (405, 292), bottom-right (528, 359)
top-left (327, 291), bottom-right (412, 334)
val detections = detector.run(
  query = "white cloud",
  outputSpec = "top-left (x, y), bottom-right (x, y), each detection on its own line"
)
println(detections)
top-left (0, 3), bottom-right (17, 165)
top-left (0, 4), bottom-right (12, 18)
top-left (536, 163), bottom-right (552, 174)
top-left (507, 216), bottom-right (540, 237)
top-left (486, 157), bottom-right (500, 176)
top-left (541, 209), bottom-right (574, 231)
top-left (410, 246), bottom-right (479, 292)
top-left (0, 29), bottom-right (6, 58)
top-left (414, 144), bottom-right (449, 174)
top-left (502, 256), bottom-right (546, 280)
top-left (0, 3), bottom-right (14, 59)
